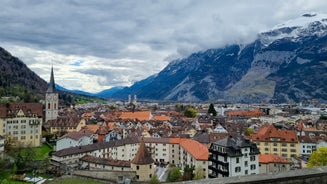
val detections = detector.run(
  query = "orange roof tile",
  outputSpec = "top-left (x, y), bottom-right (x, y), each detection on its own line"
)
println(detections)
top-left (251, 125), bottom-right (298, 143)
top-left (169, 138), bottom-right (181, 144)
top-left (259, 154), bottom-right (289, 164)
top-left (82, 124), bottom-right (99, 133)
top-left (120, 111), bottom-right (151, 121)
top-left (152, 115), bottom-right (171, 121)
top-left (179, 138), bottom-right (209, 161)
top-left (227, 109), bottom-right (263, 118)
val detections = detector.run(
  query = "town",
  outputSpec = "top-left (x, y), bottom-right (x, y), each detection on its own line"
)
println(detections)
top-left (0, 68), bottom-right (327, 183)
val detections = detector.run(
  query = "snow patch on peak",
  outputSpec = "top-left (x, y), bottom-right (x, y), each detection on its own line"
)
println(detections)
top-left (273, 13), bottom-right (327, 30)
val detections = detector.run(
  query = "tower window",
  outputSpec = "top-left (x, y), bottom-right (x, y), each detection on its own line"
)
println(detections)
top-left (54, 103), bottom-right (57, 109)
top-left (48, 103), bottom-right (50, 109)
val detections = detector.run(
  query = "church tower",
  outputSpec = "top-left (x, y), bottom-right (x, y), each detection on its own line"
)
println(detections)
top-left (45, 66), bottom-right (58, 122)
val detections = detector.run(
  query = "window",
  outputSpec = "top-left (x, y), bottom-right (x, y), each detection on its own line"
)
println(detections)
top-left (251, 164), bottom-right (256, 170)
top-left (236, 157), bottom-right (239, 163)
top-left (244, 161), bottom-right (248, 167)
top-left (264, 142), bottom-right (269, 146)
top-left (290, 149), bottom-right (296, 153)
top-left (273, 148), bottom-right (278, 152)
top-left (290, 143), bottom-right (295, 147)
top-left (250, 156), bottom-right (256, 161)
top-left (245, 170), bottom-right (248, 175)
top-left (281, 148), bottom-right (287, 152)
top-left (150, 165), bottom-right (152, 169)
top-left (149, 174), bottom-right (152, 178)
top-left (136, 166), bottom-right (139, 170)
top-left (136, 175), bottom-right (139, 179)
top-left (281, 143), bottom-right (287, 147)
top-left (235, 167), bottom-right (241, 172)
top-left (264, 148), bottom-right (269, 151)
top-left (273, 143), bottom-right (278, 146)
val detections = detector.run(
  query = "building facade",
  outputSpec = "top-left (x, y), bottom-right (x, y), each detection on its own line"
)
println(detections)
top-left (51, 137), bottom-right (209, 178)
top-left (259, 154), bottom-right (290, 174)
top-left (251, 125), bottom-right (299, 159)
top-left (208, 135), bottom-right (260, 178)
top-left (0, 103), bottom-right (43, 147)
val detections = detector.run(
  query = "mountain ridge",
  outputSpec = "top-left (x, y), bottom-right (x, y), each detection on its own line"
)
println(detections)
top-left (107, 13), bottom-right (327, 103)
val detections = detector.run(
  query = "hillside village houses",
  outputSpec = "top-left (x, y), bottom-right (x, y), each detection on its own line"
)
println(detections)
top-left (1, 66), bottom-right (327, 182)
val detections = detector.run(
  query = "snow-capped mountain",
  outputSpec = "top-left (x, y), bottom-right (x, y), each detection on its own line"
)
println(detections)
top-left (110, 13), bottom-right (327, 103)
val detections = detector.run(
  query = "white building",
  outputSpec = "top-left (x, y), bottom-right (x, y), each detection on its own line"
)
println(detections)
top-left (51, 137), bottom-right (209, 178)
top-left (56, 130), bottom-right (94, 151)
top-left (298, 136), bottom-right (317, 156)
top-left (208, 135), bottom-right (260, 178)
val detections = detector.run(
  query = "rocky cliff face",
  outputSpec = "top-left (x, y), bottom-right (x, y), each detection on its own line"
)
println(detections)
top-left (110, 13), bottom-right (327, 103)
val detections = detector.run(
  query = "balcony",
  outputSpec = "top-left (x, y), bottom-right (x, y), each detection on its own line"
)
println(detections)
top-left (209, 149), bottom-right (228, 156)
top-left (217, 168), bottom-right (229, 177)
top-left (209, 157), bottom-right (229, 167)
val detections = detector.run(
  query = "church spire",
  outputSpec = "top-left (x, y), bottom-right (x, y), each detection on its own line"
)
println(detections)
top-left (46, 66), bottom-right (57, 93)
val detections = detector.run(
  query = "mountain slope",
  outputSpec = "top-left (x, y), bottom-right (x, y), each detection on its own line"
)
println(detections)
top-left (110, 13), bottom-right (327, 103)
top-left (0, 47), bottom-right (48, 101)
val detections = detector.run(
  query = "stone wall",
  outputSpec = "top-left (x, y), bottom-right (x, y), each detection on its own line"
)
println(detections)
top-left (73, 170), bottom-right (136, 183)
top-left (175, 166), bottom-right (327, 184)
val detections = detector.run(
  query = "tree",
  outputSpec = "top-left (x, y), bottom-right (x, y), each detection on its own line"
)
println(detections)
top-left (149, 174), bottom-right (160, 184)
top-left (244, 127), bottom-right (255, 136)
top-left (307, 147), bottom-right (327, 168)
top-left (167, 166), bottom-right (181, 182)
top-left (193, 165), bottom-right (205, 180)
top-left (184, 107), bottom-right (197, 118)
top-left (208, 103), bottom-right (217, 116)
top-left (182, 165), bottom-right (194, 181)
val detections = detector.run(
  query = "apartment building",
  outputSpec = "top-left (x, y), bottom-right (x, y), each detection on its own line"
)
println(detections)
top-left (0, 103), bottom-right (43, 147)
top-left (251, 125), bottom-right (299, 159)
top-left (208, 135), bottom-right (260, 178)
top-left (52, 137), bottom-right (209, 178)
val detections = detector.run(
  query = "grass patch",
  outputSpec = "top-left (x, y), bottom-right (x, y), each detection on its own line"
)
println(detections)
top-left (46, 177), bottom-right (104, 184)
top-left (21, 143), bottom-right (53, 160)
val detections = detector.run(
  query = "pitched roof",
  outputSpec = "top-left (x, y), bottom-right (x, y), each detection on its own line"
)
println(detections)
top-left (0, 103), bottom-right (43, 118)
top-left (152, 115), bottom-right (171, 121)
top-left (120, 111), bottom-right (151, 121)
top-left (179, 138), bottom-right (209, 161)
top-left (59, 130), bottom-right (93, 141)
top-left (259, 154), bottom-right (289, 164)
top-left (80, 155), bottom-right (130, 167)
top-left (131, 140), bottom-right (154, 165)
top-left (251, 125), bottom-right (298, 143)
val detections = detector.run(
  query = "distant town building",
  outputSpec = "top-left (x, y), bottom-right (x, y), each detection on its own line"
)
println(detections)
top-left (55, 130), bottom-right (94, 151)
top-left (0, 103), bottom-right (43, 147)
top-left (208, 135), bottom-right (260, 178)
top-left (251, 125), bottom-right (299, 159)
top-left (259, 154), bottom-right (290, 174)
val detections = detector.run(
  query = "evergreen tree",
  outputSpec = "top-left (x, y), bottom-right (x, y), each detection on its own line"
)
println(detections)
top-left (208, 103), bottom-right (217, 116)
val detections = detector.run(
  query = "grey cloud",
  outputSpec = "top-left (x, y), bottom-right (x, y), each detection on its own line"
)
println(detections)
top-left (1, 0), bottom-right (327, 92)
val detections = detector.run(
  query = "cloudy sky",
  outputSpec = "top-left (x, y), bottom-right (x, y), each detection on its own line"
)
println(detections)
top-left (1, 0), bottom-right (326, 93)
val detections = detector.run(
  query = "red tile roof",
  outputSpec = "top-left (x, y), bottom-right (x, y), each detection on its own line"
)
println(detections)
top-left (227, 109), bottom-right (263, 118)
top-left (251, 125), bottom-right (298, 143)
top-left (259, 154), bottom-right (289, 164)
top-left (170, 138), bottom-right (208, 161)
top-left (152, 115), bottom-right (171, 121)
top-left (120, 111), bottom-right (151, 121)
